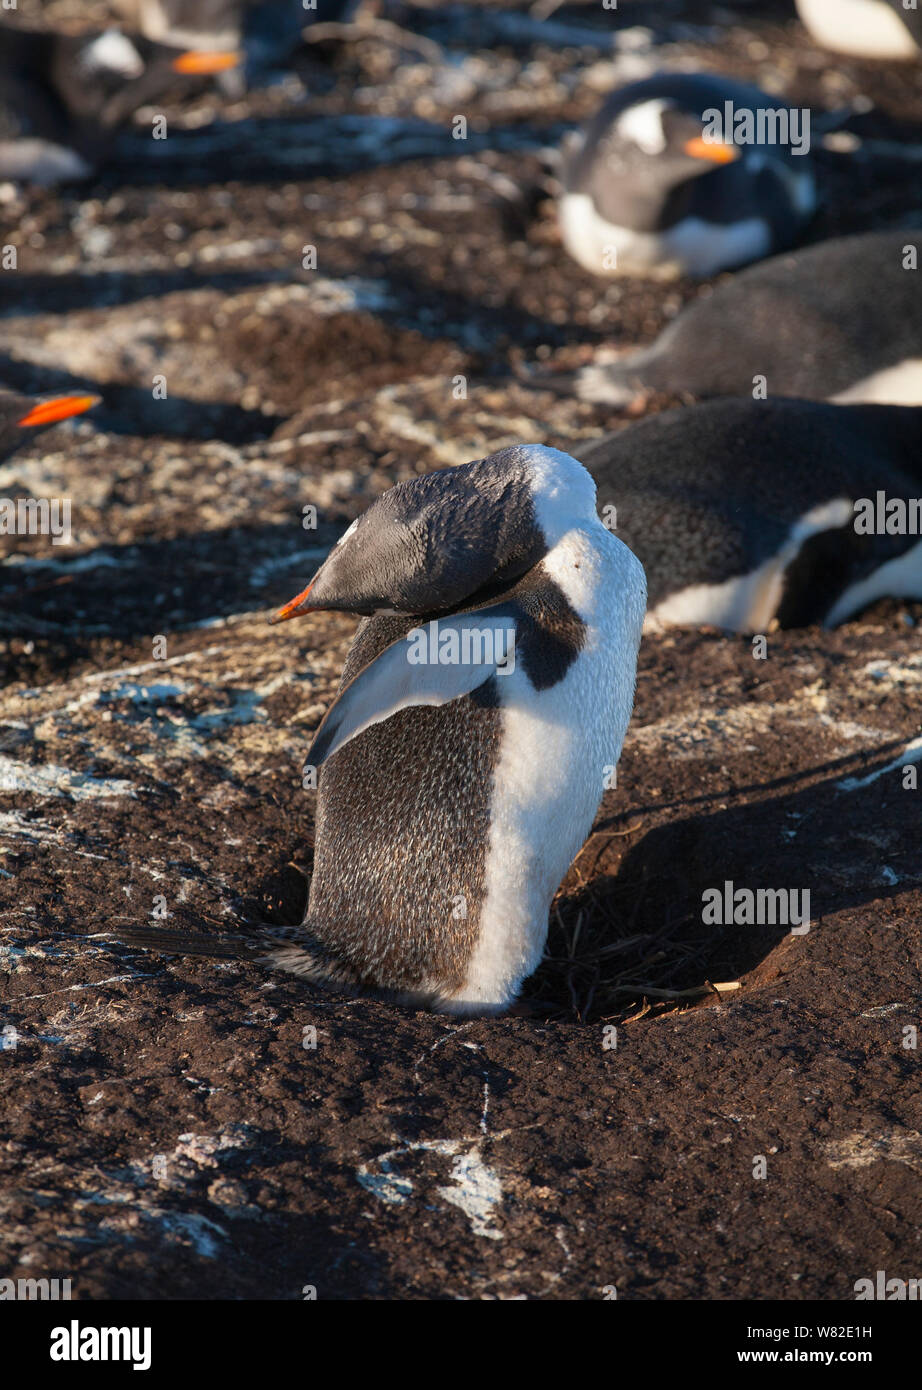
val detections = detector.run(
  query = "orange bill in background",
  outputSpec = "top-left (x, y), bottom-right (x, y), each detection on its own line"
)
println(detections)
top-left (683, 135), bottom-right (739, 164)
top-left (16, 394), bottom-right (101, 429)
top-left (171, 49), bottom-right (241, 75)
top-left (269, 581), bottom-right (315, 625)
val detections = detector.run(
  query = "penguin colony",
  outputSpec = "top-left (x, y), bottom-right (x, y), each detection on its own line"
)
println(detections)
top-left (3, 1), bottom-right (920, 1014)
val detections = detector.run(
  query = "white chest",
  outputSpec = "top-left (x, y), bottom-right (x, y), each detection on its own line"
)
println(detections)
top-left (437, 526), bottom-right (645, 1014)
top-left (559, 191), bottom-right (772, 278)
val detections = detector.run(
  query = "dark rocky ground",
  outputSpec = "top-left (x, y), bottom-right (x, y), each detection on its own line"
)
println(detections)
top-left (1, 0), bottom-right (921, 1300)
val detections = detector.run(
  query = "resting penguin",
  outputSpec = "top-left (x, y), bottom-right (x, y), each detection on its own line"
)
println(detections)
top-left (111, 0), bottom-right (357, 82)
top-left (0, 24), bottom-right (240, 184)
top-left (534, 229), bottom-right (922, 407)
top-left (796, 0), bottom-right (922, 60)
top-left (116, 445), bottom-right (646, 1016)
top-left (560, 73), bottom-right (817, 278)
top-left (581, 397), bottom-right (922, 632)
top-left (0, 388), bottom-right (100, 465)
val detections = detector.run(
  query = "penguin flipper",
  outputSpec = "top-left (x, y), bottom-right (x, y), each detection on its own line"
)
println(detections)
top-left (306, 607), bottom-right (518, 768)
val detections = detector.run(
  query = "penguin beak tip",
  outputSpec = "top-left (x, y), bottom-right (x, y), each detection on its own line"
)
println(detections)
top-left (683, 135), bottom-right (739, 165)
top-left (16, 393), bottom-right (102, 429)
top-left (171, 49), bottom-right (241, 76)
top-left (269, 582), bottom-right (315, 626)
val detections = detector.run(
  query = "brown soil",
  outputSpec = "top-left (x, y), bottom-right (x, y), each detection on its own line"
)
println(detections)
top-left (1, 0), bottom-right (920, 1300)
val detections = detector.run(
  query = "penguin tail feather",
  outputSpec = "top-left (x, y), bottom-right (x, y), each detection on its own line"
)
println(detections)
top-left (104, 925), bottom-right (262, 959)
top-left (107, 922), bottom-right (363, 992)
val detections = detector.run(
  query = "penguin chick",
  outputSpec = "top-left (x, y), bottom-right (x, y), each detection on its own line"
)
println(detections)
top-left (533, 228), bottom-right (922, 407)
top-left (0, 23), bottom-right (240, 184)
top-left (559, 72), bottom-right (817, 279)
top-left (796, 0), bottom-right (922, 60)
top-left (0, 388), bottom-right (100, 465)
top-left (581, 396), bottom-right (922, 632)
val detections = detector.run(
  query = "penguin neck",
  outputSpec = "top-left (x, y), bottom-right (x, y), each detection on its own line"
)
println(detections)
top-left (519, 444), bottom-right (600, 543)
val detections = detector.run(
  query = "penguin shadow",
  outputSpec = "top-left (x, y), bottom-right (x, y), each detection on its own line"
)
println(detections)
top-left (89, 383), bottom-right (284, 443)
top-left (1, 252), bottom-right (573, 389)
top-left (0, 356), bottom-right (281, 445)
top-left (529, 743), bottom-right (914, 1021)
top-left (809, 112), bottom-right (922, 243)
top-left (0, 268), bottom-right (284, 321)
top-left (411, 0), bottom-right (730, 47)
top-left (102, 113), bottom-right (568, 188)
top-left (0, 520), bottom-right (341, 643)
top-left (239, 858), bottom-right (311, 936)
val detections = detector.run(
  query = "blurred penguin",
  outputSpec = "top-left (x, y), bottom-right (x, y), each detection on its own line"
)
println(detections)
top-left (796, 0), bottom-right (922, 59)
top-left (0, 23), bottom-right (239, 183)
top-left (559, 72), bottom-right (817, 278)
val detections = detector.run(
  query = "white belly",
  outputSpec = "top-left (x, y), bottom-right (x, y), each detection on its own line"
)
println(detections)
top-left (645, 497), bottom-right (855, 634)
top-left (0, 140), bottom-right (92, 185)
top-left (559, 192), bottom-right (772, 278)
top-left (831, 358), bottom-right (922, 406)
top-left (437, 526), bottom-right (645, 1014)
top-left (824, 537), bottom-right (922, 626)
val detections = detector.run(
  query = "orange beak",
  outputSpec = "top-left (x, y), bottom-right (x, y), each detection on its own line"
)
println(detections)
top-left (683, 135), bottom-right (739, 165)
top-left (16, 394), bottom-right (101, 429)
top-left (171, 49), bottom-right (241, 75)
top-left (269, 581), bottom-right (315, 626)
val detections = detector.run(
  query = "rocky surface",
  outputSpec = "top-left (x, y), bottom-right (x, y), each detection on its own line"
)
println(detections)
top-left (0, 0), bottom-right (920, 1299)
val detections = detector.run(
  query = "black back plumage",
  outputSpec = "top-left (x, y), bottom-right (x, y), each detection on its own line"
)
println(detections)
top-left (565, 230), bottom-right (922, 405)
top-left (581, 397), bottom-right (922, 623)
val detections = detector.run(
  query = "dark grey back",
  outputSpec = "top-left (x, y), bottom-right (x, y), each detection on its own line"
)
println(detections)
top-left (581, 397), bottom-right (922, 617)
top-left (625, 230), bottom-right (922, 400)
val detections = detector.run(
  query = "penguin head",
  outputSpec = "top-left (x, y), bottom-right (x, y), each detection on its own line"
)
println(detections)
top-left (591, 97), bottom-right (741, 185)
top-left (270, 445), bottom-right (599, 624)
top-left (55, 28), bottom-right (240, 128)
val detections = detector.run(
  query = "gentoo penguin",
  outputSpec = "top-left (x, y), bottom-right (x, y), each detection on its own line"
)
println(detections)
top-left (119, 446), bottom-right (646, 1016)
top-left (534, 229), bottom-right (922, 407)
top-left (796, 0), bottom-right (922, 59)
top-left (111, 0), bottom-right (357, 79)
top-left (581, 397), bottom-right (922, 632)
top-left (0, 388), bottom-right (99, 465)
top-left (560, 73), bottom-right (817, 278)
top-left (0, 25), bottom-right (240, 184)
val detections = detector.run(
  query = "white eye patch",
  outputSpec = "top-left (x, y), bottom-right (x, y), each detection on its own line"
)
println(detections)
top-left (80, 31), bottom-right (146, 78)
top-left (615, 99), bottom-right (671, 155)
